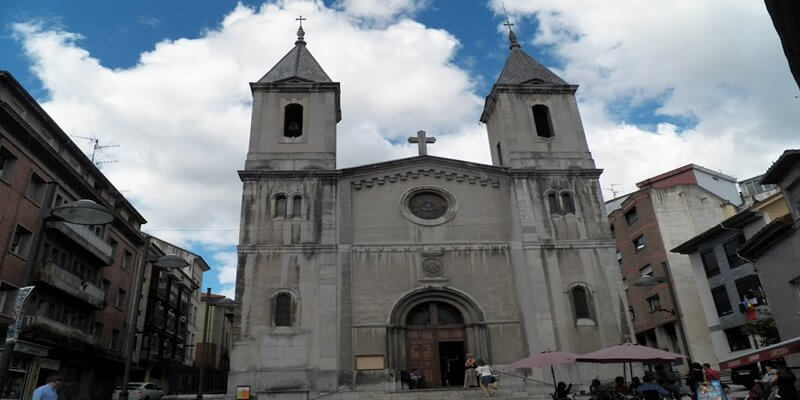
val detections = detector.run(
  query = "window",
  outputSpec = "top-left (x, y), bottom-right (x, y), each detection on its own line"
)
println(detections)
top-left (711, 286), bottom-right (733, 316)
top-left (274, 293), bottom-right (292, 326)
top-left (616, 249), bottom-right (622, 264)
top-left (436, 302), bottom-right (463, 325)
top-left (629, 306), bottom-right (635, 321)
top-left (735, 275), bottom-right (765, 304)
top-left (284, 103), bottom-right (303, 138)
top-left (547, 192), bottom-right (559, 215)
top-left (107, 237), bottom-right (118, 259)
top-left (647, 295), bottom-right (661, 312)
top-left (633, 235), bottom-right (646, 252)
top-left (610, 224), bottom-right (615, 235)
top-left (274, 194), bottom-right (287, 218)
top-left (93, 321), bottom-right (104, 338)
top-left (291, 195), bottom-right (303, 219)
top-left (116, 288), bottom-right (127, 309)
top-left (639, 264), bottom-right (653, 278)
top-left (572, 286), bottom-right (592, 320)
top-left (122, 250), bottom-right (133, 271)
top-left (561, 192), bottom-right (576, 214)
top-left (701, 249), bottom-right (720, 277)
top-left (0, 146), bottom-right (18, 183)
top-left (111, 329), bottom-right (121, 350)
top-left (9, 225), bottom-right (33, 258)
top-left (102, 279), bottom-right (111, 306)
top-left (725, 327), bottom-right (752, 351)
top-left (625, 207), bottom-right (639, 225)
top-left (496, 142), bottom-right (503, 166)
top-left (25, 173), bottom-right (46, 205)
top-left (724, 235), bottom-right (747, 268)
top-left (532, 105), bottom-right (554, 138)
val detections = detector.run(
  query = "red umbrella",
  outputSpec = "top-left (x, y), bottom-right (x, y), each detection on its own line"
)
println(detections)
top-left (506, 351), bottom-right (578, 388)
top-left (576, 343), bottom-right (684, 363)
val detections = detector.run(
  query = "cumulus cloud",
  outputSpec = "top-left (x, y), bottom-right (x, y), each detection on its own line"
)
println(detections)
top-left (12, 0), bottom-right (480, 288)
top-left (491, 0), bottom-right (800, 193)
top-left (335, 0), bottom-right (428, 20)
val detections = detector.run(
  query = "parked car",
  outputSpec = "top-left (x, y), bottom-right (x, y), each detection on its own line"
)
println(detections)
top-left (112, 382), bottom-right (164, 400)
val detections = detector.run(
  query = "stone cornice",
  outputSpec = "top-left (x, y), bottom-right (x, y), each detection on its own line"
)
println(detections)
top-left (237, 244), bottom-right (338, 253)
top-left (350, 243), bottom-right (510, 252)
top-left (238, 170), bottom-right (340, 181)
top-left (351, 167), bottom-right (501, 190)
top-left (522, 239), bottom-right (616, 250)
top-left (510, 168), bottom-right (603, 178)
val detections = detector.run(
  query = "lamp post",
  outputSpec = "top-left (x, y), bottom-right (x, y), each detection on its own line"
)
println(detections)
top-left (633, 269), bottom-right (692, 365)
top-left (119, 242), bottom-right (189, 400)
top-left (0, 200), bottom-right (115, 392)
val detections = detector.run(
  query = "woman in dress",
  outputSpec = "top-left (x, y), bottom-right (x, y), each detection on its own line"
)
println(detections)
top-left (464, 353), bottom-right (478, 388)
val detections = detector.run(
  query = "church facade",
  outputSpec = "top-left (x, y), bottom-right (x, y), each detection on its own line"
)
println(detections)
top-left (228, 25), bottom-right (629, 398)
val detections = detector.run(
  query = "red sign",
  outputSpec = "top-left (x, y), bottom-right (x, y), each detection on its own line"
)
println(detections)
top-left (719, 338), bottom-right (800, 370)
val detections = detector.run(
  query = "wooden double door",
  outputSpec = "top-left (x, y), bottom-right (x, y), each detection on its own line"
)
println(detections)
top-left (406, 328), bottom-right (466, 387)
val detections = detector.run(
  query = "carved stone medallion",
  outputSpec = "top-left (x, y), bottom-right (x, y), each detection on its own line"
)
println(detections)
top-left (422, 258), bottom-right (443, 277)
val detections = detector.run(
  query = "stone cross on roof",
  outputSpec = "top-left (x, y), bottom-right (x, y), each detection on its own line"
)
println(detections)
top-left (408, 130), bottom-right (436, 156)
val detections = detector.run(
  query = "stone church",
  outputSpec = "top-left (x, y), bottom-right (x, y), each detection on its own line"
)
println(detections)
top-left (229, 23), bottom-right (629, 398)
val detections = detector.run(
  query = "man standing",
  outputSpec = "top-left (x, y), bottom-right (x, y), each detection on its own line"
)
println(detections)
top-left (703, 363), bottom-right (721, 382)
top-left (32, 375), bottom-right (62, 400)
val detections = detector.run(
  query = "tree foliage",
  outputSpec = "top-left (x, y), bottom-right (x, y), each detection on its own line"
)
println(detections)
top-left (741, 309), bottom-right (781, 347)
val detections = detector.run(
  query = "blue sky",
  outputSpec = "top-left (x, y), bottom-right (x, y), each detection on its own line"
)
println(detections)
top-left (2, 0), bottom-right (799, 297)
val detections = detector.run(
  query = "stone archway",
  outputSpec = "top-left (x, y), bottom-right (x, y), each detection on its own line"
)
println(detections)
top-left (386, 288), bottom-right (490, 386)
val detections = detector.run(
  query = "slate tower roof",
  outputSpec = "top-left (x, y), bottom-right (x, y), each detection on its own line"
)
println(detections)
top-left (258, 25), bottom-right (332, 83)
top-left (495, 29), bottom-right (568, 86)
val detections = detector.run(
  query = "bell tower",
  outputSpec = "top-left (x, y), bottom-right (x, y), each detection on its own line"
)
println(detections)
top-left (245, 23), bottom-right (341, 171)
top-left (480, 29), bottom-right (595, 170)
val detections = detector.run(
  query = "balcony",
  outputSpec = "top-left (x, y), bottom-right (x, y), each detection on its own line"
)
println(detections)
top-left (36, 261), bottom-right (105, 309)
top-left (48, 221), bottom-right (114, 265)
top-left (22, 315), bottom-right (96, 346)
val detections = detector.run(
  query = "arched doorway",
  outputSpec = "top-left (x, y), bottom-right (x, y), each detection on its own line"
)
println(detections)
top-left (406, 302), bottom-right (466, 386)
top-left (387, 288), bottom-right (489, 388)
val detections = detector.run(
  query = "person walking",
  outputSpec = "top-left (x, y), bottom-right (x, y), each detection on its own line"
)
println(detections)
top-left (774, 367), bottom-right (799, 400)
top-left (476, 359), bottom-right (496, 397)
top-left (464, 353), bottom-right (478, 388)
top-left (703, 363), bottom-right (721, 382)
top-left (32, 375), bottom-right (62, 400)
top-left (687, 363), bottom-right (705, 400)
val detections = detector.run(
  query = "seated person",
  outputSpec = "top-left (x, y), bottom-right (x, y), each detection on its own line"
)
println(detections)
top-left (615, 377), bottom-right (632, 395)
top-left (629, 377), bottom-right (641, 391)
top-left (409, 369), bottom-right (423, 389)
top-left (591, 379), bottom-right (610, 400)
top-left (556, 382), bottom-right (573, 399)
top-left (636, 375), bottom-right (670, 400)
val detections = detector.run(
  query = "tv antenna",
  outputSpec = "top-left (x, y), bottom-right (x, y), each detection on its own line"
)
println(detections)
top-left (603, 184), bottom-right (621, 198)
top-left (71, 134), bottom-right (119, 166)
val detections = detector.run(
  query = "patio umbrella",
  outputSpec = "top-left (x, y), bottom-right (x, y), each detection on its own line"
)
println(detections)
top-left (506, 351), bottom-right (578, 388)
top-left (576, 343), bottom-right (684, 363)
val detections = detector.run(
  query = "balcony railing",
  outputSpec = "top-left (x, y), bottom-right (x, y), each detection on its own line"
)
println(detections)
top-left (22, 315), bottom-right (96, 346)
top-left (48, 221), bottom-right (114, 265)
top-left (36, 261), bottom-right (105, 309)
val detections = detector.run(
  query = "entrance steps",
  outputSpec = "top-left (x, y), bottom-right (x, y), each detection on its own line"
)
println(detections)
top-left (332, 387), bottom-right (550, 400)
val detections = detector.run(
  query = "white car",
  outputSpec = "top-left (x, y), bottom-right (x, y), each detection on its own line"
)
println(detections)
top-left (111, 382), bottom-right (164, 400)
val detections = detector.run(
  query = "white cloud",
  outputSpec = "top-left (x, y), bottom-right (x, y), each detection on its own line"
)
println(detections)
top-left (491, 0), bottom-right (800, 193)
top-left (11, 0), bottom-right (481, 282)
top-left (335, 0), bottom-right (427, 20)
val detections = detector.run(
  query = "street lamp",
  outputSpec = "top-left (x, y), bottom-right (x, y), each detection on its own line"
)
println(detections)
top-left (0, 199), bottom-right (115, 391)
top-left (633, 272), bottom-right (692, 365)
top-left (119, 244), bottom-right (190, 400)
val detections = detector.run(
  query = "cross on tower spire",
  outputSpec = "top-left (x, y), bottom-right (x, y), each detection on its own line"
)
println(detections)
top-left (501, 2), bottom-right (520, 49)
top-left (295, 15), bottom-right (307, 45)
top-left (408, 130), bottom-right (436, 156)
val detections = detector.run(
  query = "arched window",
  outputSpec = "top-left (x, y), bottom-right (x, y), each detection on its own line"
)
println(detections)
top-left (547, 192), bottom-right (559, 215)
top-left (532, 105), bottom-right (554, 138)
top-left (572, 286), bottom-right (591, 320)
top-left (561, 192), bottom-right (576, 214)
top-left (284, 104), bottom-right (303, 138)
top-left (291, 195), bottom-right (303, 219)
top-left (406, 302), bottom-right (464, 326)
top-left (274, 293), bottom-right (292, 326)
top-left (274, 194), bottom-right (287, 218)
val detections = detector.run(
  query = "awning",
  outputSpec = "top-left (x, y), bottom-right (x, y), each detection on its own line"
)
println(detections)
top-left (719, 336), bottom-right (800, 370)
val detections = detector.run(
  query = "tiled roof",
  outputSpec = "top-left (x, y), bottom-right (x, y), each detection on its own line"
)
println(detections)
top-left (258, 30), bottom-right (331, 83)
top-left (496, 47), bottom-right (568, 85)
